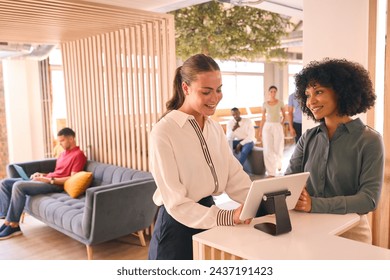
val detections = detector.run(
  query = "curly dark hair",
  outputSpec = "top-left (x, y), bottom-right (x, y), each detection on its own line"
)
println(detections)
top-left (294, 58), bottom-right (376, 121)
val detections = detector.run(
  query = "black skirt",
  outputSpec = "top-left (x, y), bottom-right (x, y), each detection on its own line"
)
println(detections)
top-left (148, 196), bottom-right (215, 260)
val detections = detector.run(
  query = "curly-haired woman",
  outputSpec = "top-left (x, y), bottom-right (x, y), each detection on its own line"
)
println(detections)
top-left (285, 58), bottom-right (384, 244)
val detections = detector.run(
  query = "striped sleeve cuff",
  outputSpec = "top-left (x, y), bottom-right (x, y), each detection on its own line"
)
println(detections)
top-left (216, 209), bottom-right (235, 226)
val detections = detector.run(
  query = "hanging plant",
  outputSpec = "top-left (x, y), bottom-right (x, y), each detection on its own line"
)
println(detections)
top-left (170, 0), bottom-right (291, 61)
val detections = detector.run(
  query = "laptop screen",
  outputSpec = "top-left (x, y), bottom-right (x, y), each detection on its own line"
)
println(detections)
top-left (13, 164), bottom-right (30, 181)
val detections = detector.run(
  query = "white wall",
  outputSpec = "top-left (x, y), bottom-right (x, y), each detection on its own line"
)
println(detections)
top-left (264, 63), bottom-right (289, 104)
top-left (3, 60), bottom-right (45, 162)
top-left (302, 0), bottom-right (369, 130)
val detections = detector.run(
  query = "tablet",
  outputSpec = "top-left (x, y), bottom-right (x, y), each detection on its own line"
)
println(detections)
top-left (239, 172), bottom-right (310, 220)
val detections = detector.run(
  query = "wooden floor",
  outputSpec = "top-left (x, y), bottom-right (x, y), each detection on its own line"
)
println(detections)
top-left (0, 216), bottom-right (150, 260)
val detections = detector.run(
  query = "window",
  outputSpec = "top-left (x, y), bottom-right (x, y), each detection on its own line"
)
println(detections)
top-left (288, 64), bottom-right (303, 95)
top-left (216, 60), bottom-right (264, 109)
top-left (49, 48), bottom-right (67, 136)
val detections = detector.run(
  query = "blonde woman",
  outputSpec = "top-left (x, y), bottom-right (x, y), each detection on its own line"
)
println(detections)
top-left (148, 54), bottom-right (252, 260)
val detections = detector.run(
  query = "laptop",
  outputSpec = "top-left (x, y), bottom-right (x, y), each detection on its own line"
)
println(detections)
top-left (239, 172), bottom-right (310, 220)
top-left (13, 164), bottom-right (31, 181)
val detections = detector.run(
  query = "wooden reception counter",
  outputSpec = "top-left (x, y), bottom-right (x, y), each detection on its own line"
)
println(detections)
top-left (193, 211), bottom-right (390, 260)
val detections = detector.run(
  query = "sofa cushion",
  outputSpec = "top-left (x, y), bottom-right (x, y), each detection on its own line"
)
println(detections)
top-left (234, 146), bottom-right (265, 175)
top-left (26, 193), bottom-right (87, 240)
top-left (64, 171), bottom-right (93, 198)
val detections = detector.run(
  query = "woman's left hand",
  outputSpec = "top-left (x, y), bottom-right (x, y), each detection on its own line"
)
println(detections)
top-left (294, 187), bottom-right (312, 212)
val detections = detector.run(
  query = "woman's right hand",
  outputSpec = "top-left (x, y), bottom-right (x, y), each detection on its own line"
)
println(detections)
top-left (294, 186), bottom-right (312, 212)
top-left (233, 205), bottom-right (252, 225)
top-left (289, 126), bottom-right (297, 137)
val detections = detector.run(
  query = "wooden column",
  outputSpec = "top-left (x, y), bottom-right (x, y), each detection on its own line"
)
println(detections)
top-left (379, 0), bottom-right (390, 249)
top-left (371, 0), bottom-right (390, 249)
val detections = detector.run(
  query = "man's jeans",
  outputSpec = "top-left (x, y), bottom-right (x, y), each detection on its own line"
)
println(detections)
top-left (0, 178), bottom-right (62, 223)
top-left (233, 140), bottom-right (254, 165)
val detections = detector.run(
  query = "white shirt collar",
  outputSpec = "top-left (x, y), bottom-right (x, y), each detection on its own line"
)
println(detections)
top-left (166, 110), bottom-right (211, 128)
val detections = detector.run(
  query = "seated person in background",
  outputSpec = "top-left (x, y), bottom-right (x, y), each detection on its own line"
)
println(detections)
top-left (226, 107), bottom-right (256, 165)
top-left (285, 58), bottom-right (384, 244)
top-left (0, 127), bottom-right (87, 240)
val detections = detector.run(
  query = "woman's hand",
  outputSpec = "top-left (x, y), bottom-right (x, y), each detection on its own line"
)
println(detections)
top-left (289, 126), bottom-right (297, 137)
top-left (294, 187), bottom-right (312, 212)
top-left (233, 205), bottom-right (252, 225)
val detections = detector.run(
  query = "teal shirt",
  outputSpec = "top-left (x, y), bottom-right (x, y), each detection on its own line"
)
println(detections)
top-left (285, 118), bottom-right (384, 214)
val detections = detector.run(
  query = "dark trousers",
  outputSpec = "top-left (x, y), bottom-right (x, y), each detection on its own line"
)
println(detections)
top-left (293, 122), bottom-right (302, 143)
top-left (148, 196), bottom-right (215, 260)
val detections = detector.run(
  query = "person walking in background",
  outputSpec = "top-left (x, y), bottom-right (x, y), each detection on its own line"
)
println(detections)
top-left (258, 85), bottom-right (285, 177)
top-left (226, 107), bottom-right (256, 165)
top-left (148, 54), bottom-right (252, 260)
top-left (0, 127), bottom-right (87, 240)
top-left (287, 92), bottom-right (302, 143)
top-left (285, 58), bottom-right (384, 244)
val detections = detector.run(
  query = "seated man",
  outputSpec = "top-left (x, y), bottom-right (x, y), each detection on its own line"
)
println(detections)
top-left (226, 107), bottom-right (256, 165)
top-left (0, 127), bottom-right (87, 240)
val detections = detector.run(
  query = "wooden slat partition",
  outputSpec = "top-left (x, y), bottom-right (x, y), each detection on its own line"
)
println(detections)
top-left (39, 59), bottom-right (54, 158)
top-left (62, 17), bottom-right (175, 171)
top-left (0, 0), bottom-right (175, 168)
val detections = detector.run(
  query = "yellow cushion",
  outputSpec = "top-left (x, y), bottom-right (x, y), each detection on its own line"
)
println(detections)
top-left (64, 171), bottom-right (93, 198)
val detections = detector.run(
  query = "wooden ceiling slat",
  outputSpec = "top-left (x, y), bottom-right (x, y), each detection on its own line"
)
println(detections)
top-left (0, 15), bottom-right (151, 26)
top-left (0, 0), bottom-right (173, 44)
top-left (0, 15), bottom-right (147, 29)
top-left (0, 17), bottom-right (157, 30)
top-left (1, 0), bottom-right (166, 20)
top-left (48, 0), bottom-right (167, 18)
top-left (0, 3), bottom-right (163, 23)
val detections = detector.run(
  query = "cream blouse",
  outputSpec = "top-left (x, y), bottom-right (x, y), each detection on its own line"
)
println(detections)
top-left (149, 110), bottom-right (252, 229)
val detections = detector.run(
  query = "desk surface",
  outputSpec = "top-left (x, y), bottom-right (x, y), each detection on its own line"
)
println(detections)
top-left (193, 211), bottom-right (390, 260)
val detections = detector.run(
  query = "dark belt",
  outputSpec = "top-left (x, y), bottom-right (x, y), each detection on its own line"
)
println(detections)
top-left (198, 195), bottom-right (215, 207)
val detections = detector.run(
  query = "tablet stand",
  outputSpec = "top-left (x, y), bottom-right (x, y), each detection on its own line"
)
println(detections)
top-left (254, 190), bottom-right (292, 236)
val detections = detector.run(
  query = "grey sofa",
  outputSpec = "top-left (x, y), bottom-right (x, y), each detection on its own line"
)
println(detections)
top-left (6, 159), bottom-right (158, 260)
top-left (234, 146), bottom-right (266, 176)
